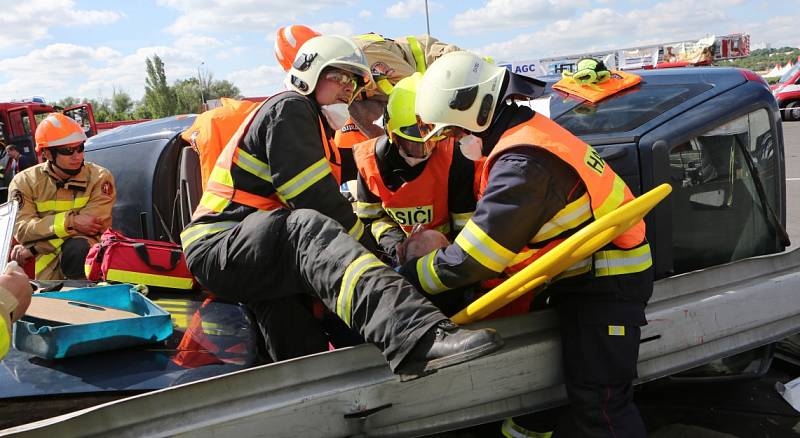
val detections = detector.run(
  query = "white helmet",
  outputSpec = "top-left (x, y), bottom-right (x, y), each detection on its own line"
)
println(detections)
top-left (285, 35), bottom-right (374, 95)
top-left (415, 51), bottom-right (507, 140)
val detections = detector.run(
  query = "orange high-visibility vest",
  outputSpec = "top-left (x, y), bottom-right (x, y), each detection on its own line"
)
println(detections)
top-left (193, 97), bottom-right (338, 219)
top-left (552, 70), bottom-right (641, 103)
top-left (354, 137), bottom-right (454, 235)
top-left (334, 118), bottom-right (369, 150)
top-left (480, 113), bottom-right (647, 274)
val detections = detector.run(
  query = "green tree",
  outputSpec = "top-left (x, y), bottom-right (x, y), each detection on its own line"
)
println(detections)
top-left (206, 78), bottom-right (241, 100)
top-left (83, 98), bottom-right (113, 122)
top-left (55, 96), bottom-right (80, 108)
top-left (110, 88), bottom-right (134, 120)
top-left (143, 54), bottom-right (177, 118)
top-left (173, 78), bottom-right (204, 114)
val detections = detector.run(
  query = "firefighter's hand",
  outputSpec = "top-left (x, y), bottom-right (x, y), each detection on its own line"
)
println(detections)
top-left (397, 230), bottom-right (450, 264)
top-left (1, 262), bottom-right (33, 323)
top-left (72, 214), bottom-right (103, 235)
top-left (10, 245), bottom-right (34, 266)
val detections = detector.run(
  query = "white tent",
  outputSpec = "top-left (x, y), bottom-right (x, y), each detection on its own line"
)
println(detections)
top-left (765, 63), bottom-right (782, 78)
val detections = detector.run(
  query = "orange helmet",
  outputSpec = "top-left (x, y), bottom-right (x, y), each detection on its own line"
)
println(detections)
top-left (35, 113), bottom-right (87, 153)
top-left (274, 25), bottom-right (321, 71)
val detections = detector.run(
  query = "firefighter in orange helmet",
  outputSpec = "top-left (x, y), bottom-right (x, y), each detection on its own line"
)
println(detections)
top-left (274, 25), bottom-right (322, 72)
top-left (8, 113), bottom-right (115, 280)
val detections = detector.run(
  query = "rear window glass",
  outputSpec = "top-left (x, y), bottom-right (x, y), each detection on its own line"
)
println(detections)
top-left (553, 83), bottom-right (712, 135)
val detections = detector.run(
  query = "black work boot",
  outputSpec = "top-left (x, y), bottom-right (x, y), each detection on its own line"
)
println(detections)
top-left (396, 320), bottom-right (503, 377)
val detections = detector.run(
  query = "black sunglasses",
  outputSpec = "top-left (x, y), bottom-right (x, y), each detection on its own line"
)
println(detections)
top-left (53, 143), bottom-right (85, 156)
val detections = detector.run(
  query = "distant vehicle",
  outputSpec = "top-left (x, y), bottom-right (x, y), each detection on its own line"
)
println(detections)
top-left (3, 67), bottom-right (798, 436)
top-left (772, 63), bottom-right (800, 121)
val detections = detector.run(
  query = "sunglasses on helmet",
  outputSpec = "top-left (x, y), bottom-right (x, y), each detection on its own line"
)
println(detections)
top-left (53, 143), bottom-right (85, 156)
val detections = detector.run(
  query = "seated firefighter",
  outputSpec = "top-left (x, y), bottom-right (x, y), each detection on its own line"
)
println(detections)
top-left (180, 35), bottom-right (502, 375)
top-left (353, 73), bottom-right (477, 265)
top-left (9, 113), bottom-right (115, 280)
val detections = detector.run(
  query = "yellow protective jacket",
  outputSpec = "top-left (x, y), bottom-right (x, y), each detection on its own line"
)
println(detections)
top-left (0, 286), bottom-right (18, 360)
top-left (8, 162), bottom-right (115, 280)
top-left (352, 34), bottom-right (460, 95)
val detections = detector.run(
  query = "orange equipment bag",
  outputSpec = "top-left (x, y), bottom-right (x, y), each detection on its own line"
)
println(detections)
top-left (180, 98), bottom-right (260, 189)
top-left (85, 229), bottom-right (195, 290)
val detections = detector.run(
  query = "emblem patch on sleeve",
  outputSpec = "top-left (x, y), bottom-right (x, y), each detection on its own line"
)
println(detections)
top-left (101, 181), bottom-right (114, 196)
top-left (11, 190), bottom-right (23, 208)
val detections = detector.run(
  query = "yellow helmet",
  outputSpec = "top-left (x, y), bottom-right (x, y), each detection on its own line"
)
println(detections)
top-left (386, 73), bottom-right (424, 142)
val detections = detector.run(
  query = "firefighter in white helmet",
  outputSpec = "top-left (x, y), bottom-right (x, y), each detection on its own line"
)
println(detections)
top-left (404, 51), bottom-right (654, 437)
top-left (181, 35), bottom-right (502, 374)
top-left (9, 113), bottom-right (115, 280)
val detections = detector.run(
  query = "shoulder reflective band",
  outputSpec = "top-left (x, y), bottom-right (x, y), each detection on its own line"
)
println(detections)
top-left (337, 253), bottom-right (385, 326)
top-left (355, 201), bottom-right (383, 219)
top-left (376, 78), bottom-right (394, 95)
top-left (416, 249), bottom-right (448, 294)
top-left (593, 175), bottom-right (627, 219)
top-left (406, 36), bottom-right (426, 74)
top-left (276, 158), bottom-right (331, 200)
top-left (355, 33), bottom-right (385, 42)
top-left (454, 219), bottom-right (515, 273)
top-left (593, 243), bottom-right (652, 276)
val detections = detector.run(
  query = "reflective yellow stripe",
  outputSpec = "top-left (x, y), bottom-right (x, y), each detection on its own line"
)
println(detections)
top-left (198, 191), bottom-right (230, 213)
top-left (208, 166), bottom-right (234, 186)
top-left (416, 249), bottom-right (448, 294)
top-left (0, 317), bottom-right (9, 360)
top-left (608, 325), bottom-right (625, 336)
top-left (53, 212), bottom-right (70, 238)
top-left (406, 36), bottom-right (426, 73)
top-left (234, 149), bottom-right (272, 182)
top-left (35, 239), bottom-right (65, 276)
top-left (370, 218), bottom-right (398, 241)
top-left (277, 158), bottom-right (331, 200)
top-left (593, 243), bottom-right (652, 276)
top-left (105, 269), bottom-right (194, 289)
top-left (35, 252), bottom-right (58, 275)
top-left (337, 253), bottom-right (385, 326)
top-left (35, 196), bottom-right (89, 212)
top-left (501, 417), bottom-right (553, 438)
top-left (455, 219), bottom-right (515, 273)
top-left (348, 218), bottom-right (365, 241)
top-left (180, 221), bottom-right (238, 250)
top-left (531, 194), bottom-right (592, 243)
top-left (594, 175), bottom-right (627, 218)
top-left (450, 211), bottom-right (473, 231)
top-left (556, 257), bottom-right (592, 279)
top-left (376, 78), bottom-right (394, 95)
top-left (355, 201), bottom-right (383, 219)
top-left (355, 33), bottom-right (385, 42)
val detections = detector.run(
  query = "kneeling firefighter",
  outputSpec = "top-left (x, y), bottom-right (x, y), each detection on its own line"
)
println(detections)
top-left (9, 113), bottom-right (115, 280)
top-left (403, 51), bottom-right (654, 436)
top-left (181, 35), bottom-right (502, 374)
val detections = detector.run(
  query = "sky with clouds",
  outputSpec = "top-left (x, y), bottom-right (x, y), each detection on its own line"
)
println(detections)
top-left (1, 0), bottom-right (798, 103)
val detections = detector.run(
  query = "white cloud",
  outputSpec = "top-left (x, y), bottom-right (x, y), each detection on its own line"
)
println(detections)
top-left (314, 21), bottom-right (355, 37)
top-left (386, 0), bottom-right (427, 19)
top-left (359, 10), bottom-right (373, 18)
top-left (743, 15), bottom-right (800, 50)
top-left (158, 0), bottom-right (341, 35)
top-left (479, 0), bottom-right (753, 61)
top-left (227, 65), bottom-right (286, 97)
top-left (451, 0), bottom-right (587, 33)
top-left (174, 34), bottom-right (224, 51)
top-left (0, 0), bottom-right (121, 49)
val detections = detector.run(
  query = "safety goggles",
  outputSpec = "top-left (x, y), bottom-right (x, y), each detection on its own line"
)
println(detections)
top-left (418, 122), bottom-right (467, 140)
top-left (52, 143), bottom-right (85, 156)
